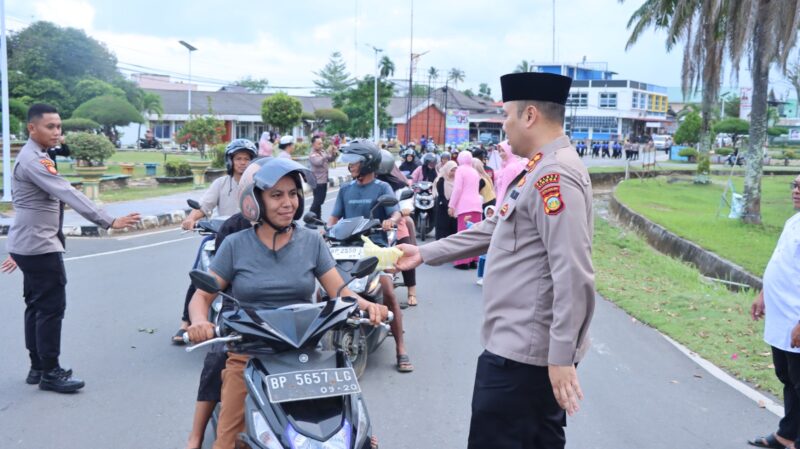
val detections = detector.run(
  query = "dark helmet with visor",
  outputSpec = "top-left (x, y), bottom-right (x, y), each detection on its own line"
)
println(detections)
top-left (339, 139), bottom-right (381, 178)
top-left (225, 139), bottom-right (258, 175)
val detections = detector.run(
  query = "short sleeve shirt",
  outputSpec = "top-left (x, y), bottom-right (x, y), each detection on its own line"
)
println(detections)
top-left (210, 225), bottom-right (336, 310)
top-left (200, 176), bottom-right (240, 217)
top-left (331, 179), bottom-right (399, 246)
top-left (763, 213), bottom-right (800, 352)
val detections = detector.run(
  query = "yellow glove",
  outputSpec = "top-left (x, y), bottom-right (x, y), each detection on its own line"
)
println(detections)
top-left (361, 235), bottom-right (403, 271)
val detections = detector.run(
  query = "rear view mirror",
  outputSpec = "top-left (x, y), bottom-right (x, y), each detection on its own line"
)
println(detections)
top-left (351, 257), bottom-right (379, 278)
top-left (303, 211), bottom-right (322, 224)
top-left (187, 199), bottom-right (201, 210)
top-left (190, 269), bottom-right (221, 294)
top-left (377, 194), bottom-right (399, 207)
top-left (399, 189), bottom-right (413, 201)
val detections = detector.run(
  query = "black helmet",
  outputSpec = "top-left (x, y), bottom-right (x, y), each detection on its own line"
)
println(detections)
top-left (225, 139), bottom-right (257, 175)
top-left (340, 139), bottom-right (381, 177)
top-left (378, 149), bottom-right (396, 175)
top-left (401, 148), bottom-right (416, 159)
top-left (421, 153), bottom-right (436, 165)
top-left (239, 158), bottom-right (315, 230)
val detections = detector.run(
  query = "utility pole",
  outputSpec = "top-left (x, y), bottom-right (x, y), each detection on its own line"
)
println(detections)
top-left (552, 0), bottom-right (556, 62)
top-left (370, 45), bottom-right (383, 142)
top-left (404, 0), bottom-right (414, 145)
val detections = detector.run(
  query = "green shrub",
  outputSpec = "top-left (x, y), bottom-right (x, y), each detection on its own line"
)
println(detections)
top-left (294, 142), bottom-right (311, 157)
top-left (64, 132), bottom-right (115, 166)
top-left (210, 144), bottom-right (226, 169)
top-left (165, 160), bottom-right (192, 177)
top-left (715, 147), bottom-right (733, 156)
top-left (783, 150), bottom-right (798, 160)
top-left (61, 118), bottom-right (100, 132)
top-left (678, 147), bottom-right (698, 158)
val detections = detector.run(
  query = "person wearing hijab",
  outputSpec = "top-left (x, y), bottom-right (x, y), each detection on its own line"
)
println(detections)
top-left (434, 160), bottom-right (458, 241)
top-left (258, 131), bottom-right (273, 157)
top-left (494, 140), bottom-right (529, 203)
top-left (411, 153), bottom-right (438, 184)
top-left (436, 152), bottom-right (452, 172)
top-left (449, 151), bottom-right (483, 269)
top-left (487, 144), bottom-right (503, 173)
top-left (472, 158), bottom-right (496, 215)
top-left (399, 150), bottom-right (419, 177)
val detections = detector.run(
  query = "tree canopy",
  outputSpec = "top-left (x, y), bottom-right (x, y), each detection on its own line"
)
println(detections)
top-left (261, 92), bottom-right (303, 133)
top-left (312, 51), bottom-right (354, 96)
top-left (233, 76), bottom-right (269, 93)
top-left (334, 76), bottom-right (393, 138)
top-left (72, 95), bottom-right (144, 139)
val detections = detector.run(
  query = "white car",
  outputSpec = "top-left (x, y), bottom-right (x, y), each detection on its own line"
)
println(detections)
top-left (652, 135), bottom-right (672, 152)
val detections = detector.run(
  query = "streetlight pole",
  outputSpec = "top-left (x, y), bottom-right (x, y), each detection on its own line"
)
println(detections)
top-left (371, 46), bottom-right (382, 142)
top-left (179, 40), bottom-right (197, 116)
top-left (1, 0), bottom-right (11, 201)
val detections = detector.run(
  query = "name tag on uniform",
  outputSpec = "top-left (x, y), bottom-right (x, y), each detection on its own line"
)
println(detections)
top-left (510, 190), bottom-right (519, 200)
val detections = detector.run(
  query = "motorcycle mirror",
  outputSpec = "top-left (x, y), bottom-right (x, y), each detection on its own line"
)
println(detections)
top-left (303, 211), bottom-right (320, 224)
top-left (351, 256), bottom-right (379, 279)
top-left (399, 189), bottom-right (413, 201)
top-left (190, 269), bottom-right (221, 294)
top-left (187, 199), bottom-right (202, 210)
top-left (377, 194), bottom-right (399, 207)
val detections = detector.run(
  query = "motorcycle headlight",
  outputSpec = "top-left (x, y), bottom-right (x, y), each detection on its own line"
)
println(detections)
top-left (286, 419), bottom-right (351, 449)
top-left (349, 276), bottom-right (368, 293)
top-left (251, 411), bottom-right (283, 449)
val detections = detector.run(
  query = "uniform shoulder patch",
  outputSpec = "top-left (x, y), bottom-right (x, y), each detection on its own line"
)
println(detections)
top-left (39, 158), bottom-right (58, 175)
top-left (526, 152), bottom-right (543, 172)
top-left (535, 173), bottom-right (564, 216)
top-left (534, 173), bottom-right (560, 190)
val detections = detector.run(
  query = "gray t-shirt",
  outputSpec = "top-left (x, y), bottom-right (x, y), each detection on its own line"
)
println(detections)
top-left (210, 225), bottom-right (336, 309)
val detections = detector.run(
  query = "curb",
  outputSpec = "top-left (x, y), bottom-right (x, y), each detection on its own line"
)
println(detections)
top-left (0, 175), bottom-right (353, 238)
top-left (608, 184), bottom-right (762, 291)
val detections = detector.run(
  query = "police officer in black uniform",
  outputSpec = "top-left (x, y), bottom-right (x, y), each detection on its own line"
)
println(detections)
top-left (3, 104), bottom-right (141, 393)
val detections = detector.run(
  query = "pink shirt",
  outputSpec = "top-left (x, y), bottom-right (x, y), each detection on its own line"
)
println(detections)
top-left (449, 151), bottom-right (483, 215)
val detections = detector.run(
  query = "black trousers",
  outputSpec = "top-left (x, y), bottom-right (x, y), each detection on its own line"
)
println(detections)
top-left (10, 252), bottom-right (67, 371)
top-left (773, 347), bottom-right (800, 445)
top-left (397, 236), bottom-right (416, 287)
top-left (468, 351), bottom-right (566, 449)
top-left (310, 182), bottom-right (328, 218)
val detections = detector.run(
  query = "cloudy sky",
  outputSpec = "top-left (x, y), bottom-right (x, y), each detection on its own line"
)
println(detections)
top-left (6, 0), bottom-right (798, 100)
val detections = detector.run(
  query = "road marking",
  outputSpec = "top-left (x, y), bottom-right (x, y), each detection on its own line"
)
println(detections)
top-left (115, 227), bottom-right (181, 240)
top-left (64, 236), bottom-right (195, 262)
top-left (662, 334), bottom-right (784, 417)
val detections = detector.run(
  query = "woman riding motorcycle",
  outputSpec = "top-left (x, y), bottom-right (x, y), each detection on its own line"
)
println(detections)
top-left (186, 158), bottom-right (388, 449)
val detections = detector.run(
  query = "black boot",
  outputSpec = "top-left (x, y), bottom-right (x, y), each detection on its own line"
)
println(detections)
top-left (25, 369), bottom-right (42, 385)
top-left (39, 367), bottom-right (84, 393)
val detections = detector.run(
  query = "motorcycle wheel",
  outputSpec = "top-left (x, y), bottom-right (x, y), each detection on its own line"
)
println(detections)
top-left (330, 329), bottom-right (369, 378)
top-left (419, 215), bottom-right (428, 242)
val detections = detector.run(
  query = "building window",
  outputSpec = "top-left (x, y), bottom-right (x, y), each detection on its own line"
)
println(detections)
top-left (599, 93), bottom-right (617, 109)
top-left (632, 92), bottom-right (640, 109)
top-left (567, 92), bottom-right (588, 108)
top-left (152, 122), bottom-right (170, 139)
top-left (235, 123), bottom-right (249, 140)
top-left (647, 95), bottom-right (654, 110)
top-left (254, 125), bottom-right (265, 140)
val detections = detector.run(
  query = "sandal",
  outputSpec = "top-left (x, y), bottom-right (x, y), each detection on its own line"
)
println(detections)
top-left (172, 329), bottom-right (188, 345)
top-left (748, 434), bottom-right (786, 449)
top-left (407, 294), bottom-right (418, 307)
top-left (396, 354), bottom-right (414, 373)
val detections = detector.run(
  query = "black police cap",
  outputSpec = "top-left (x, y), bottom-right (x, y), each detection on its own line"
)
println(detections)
top-left (500, 72), bottom-right (572, 105)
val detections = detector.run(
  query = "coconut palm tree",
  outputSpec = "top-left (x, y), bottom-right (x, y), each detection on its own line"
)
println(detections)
top-left (514, 60), bottom-right (534, 73)
top-left (448, 68), bottom-right (465, 88)
top-left (138, 92), bottom-right (163, 145)
top-left (379, 55), bottom-right (395, 79)
top-left (737, 0), bottom-right (799, 224)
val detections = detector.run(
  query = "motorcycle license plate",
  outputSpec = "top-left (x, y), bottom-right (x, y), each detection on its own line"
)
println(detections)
top-left (329, 247), bottom-right (364, 260)
top-left (265, 368), bottom-right (360, 403)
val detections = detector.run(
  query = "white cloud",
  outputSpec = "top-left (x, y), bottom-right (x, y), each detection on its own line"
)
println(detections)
top-left (33, 0), bottom-right (95, 31)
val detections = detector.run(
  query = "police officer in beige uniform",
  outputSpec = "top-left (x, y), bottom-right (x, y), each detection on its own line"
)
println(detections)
top-left (396, 73), bottom-right (595, 448)
top-left (1, 104), bottom-right (140, 393)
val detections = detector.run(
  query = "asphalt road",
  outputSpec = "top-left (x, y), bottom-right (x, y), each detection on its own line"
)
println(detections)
top-left (0, 186), bottom-right (781, 449)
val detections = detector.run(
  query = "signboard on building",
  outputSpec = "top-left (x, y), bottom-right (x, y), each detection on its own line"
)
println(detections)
top-left (789, 128), bottom-right (800, 141)
top-left (445, 110), bottom-right (469, 145)
top-left (739, 87), bottom-right (752, 120)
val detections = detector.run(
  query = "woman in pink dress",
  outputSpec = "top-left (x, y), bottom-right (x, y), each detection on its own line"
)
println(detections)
top-left (448, 151), bottom-right (483, 269)
top-left (494, 140), bottom-right (528, 204)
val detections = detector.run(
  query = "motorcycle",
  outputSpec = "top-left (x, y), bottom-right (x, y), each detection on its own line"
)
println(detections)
top-left (186, 199), bottom-right (229, 323)
top-left (138, 137), bottom-right (163, 149)
top-left (726, 153), bottom-right (744, 166)
top-left (303, 194), bottom-right (403, 378)
top-left (185, 259), bottom-right (392, 449)
top-left (411, 182), bottom-right (434, 241)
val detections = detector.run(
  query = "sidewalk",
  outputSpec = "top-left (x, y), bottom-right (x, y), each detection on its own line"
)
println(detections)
top-left (0, 165), bottom-right (352, 237)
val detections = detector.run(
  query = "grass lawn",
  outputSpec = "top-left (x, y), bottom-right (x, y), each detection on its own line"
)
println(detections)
top-left (98, 182), bottom-right (200, 203)
top-left (593, 217), bottom-right (780, 396)
top-left (615, 175), bottom-right (797, 276)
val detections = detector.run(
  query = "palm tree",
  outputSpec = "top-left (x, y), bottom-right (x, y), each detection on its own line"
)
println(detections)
top-left (426, 67), bottom-right (439, 140)
top-left (138, 92), bottom-right (163, 145)
top-left (448, 68), bottom-right (465, 88)
top-left (738, 1), bottom-right (799, 224)
top-left (514, 60), bottom-right (534, 73)
top-left (379, 55), bottom-right (395, 79)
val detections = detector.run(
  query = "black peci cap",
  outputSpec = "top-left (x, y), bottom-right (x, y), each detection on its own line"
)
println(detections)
top-left (500, 72), bottom-right (572, 105)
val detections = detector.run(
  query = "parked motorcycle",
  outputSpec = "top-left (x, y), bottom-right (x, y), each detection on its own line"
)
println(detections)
top-left (726, 153), bottom-right (744, 166)
top-left (411, 181), bottom-right (434, 241)
top-left (303, 194), bottom-right (402, 377)
top-left (138, 137), bottom-right (163, 150)
top-left (185, 258), bottom-right (392, 449)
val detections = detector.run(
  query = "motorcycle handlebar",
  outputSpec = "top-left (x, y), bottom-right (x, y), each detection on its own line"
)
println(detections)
top-left (184, 334), bottom-right (242, 353)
